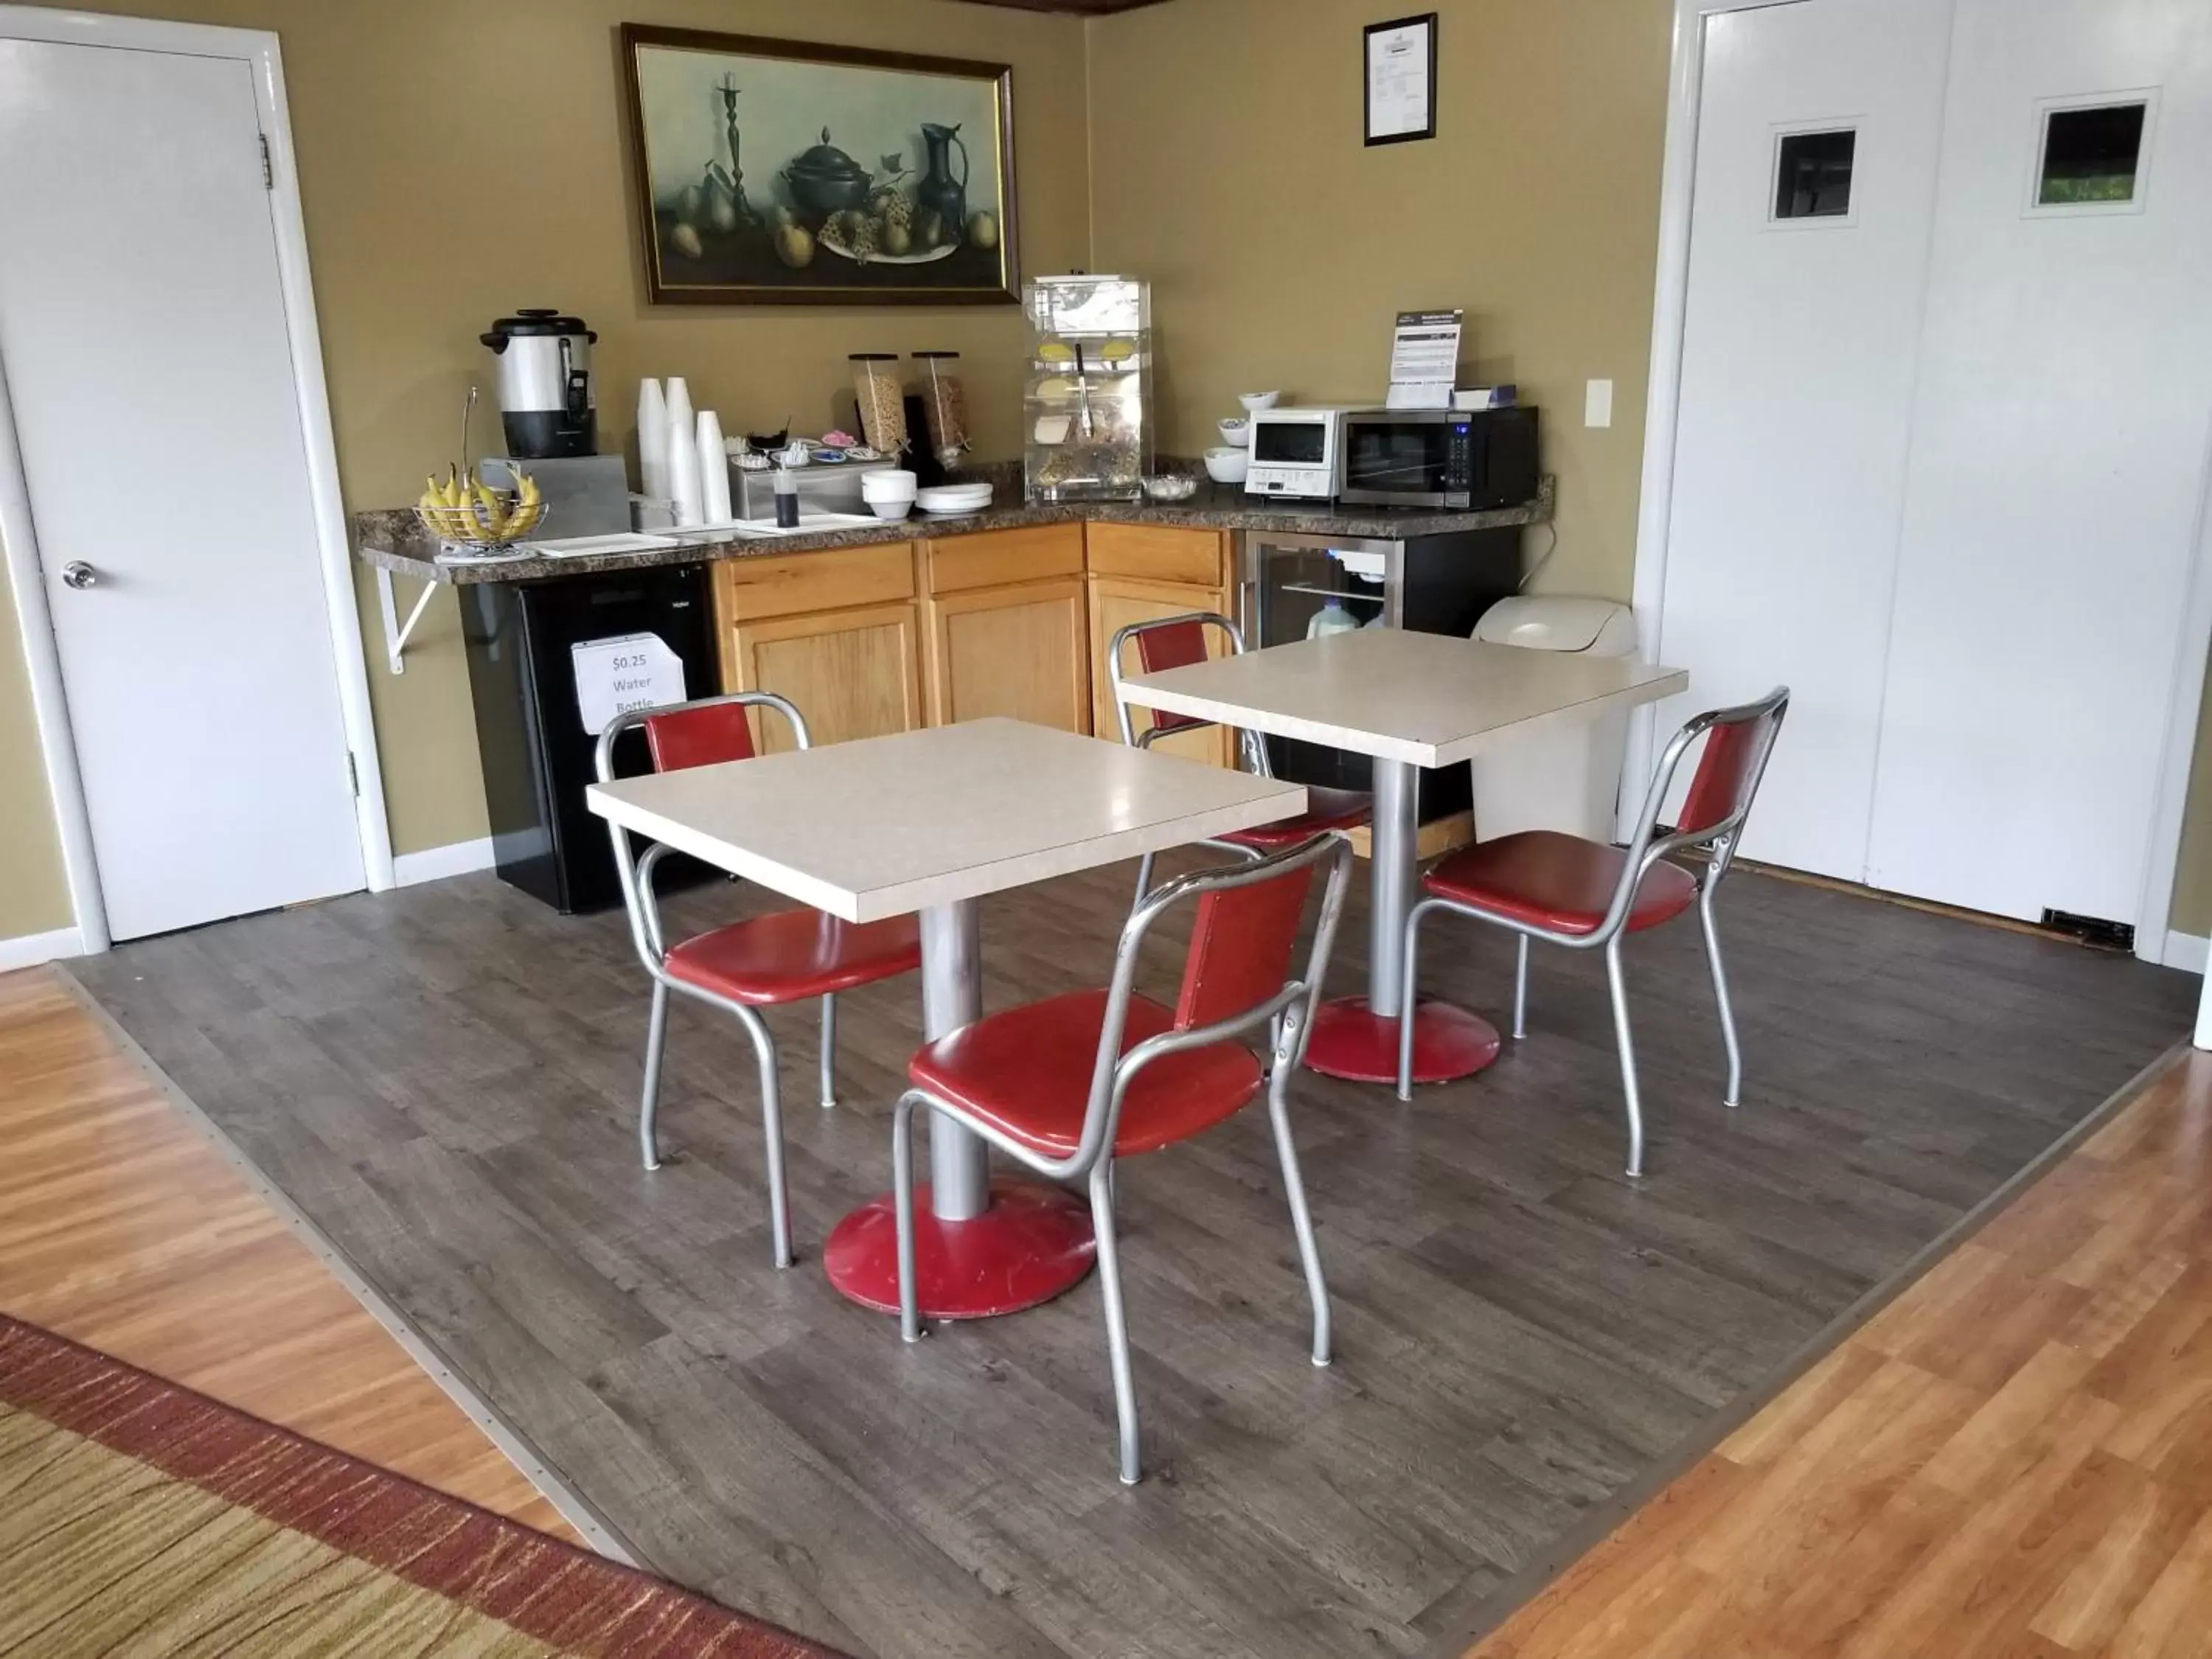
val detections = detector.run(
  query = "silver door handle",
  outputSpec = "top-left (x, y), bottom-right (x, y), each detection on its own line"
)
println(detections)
top-left (60, 560), bottom-right (97, 589)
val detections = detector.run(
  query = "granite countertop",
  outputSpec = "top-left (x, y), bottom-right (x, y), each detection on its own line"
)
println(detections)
top-left (355, 474), bottom-right (1555, 585)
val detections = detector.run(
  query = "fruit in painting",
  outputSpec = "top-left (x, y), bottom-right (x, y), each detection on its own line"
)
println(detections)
top-left (967, 209), bottom-right (999, 250)
top-left (669, 220), bottom-right (703, 259)
top-left (916, 208), bottom-right (947, 249)
top-left (882, 220), bottom-right (911, 257)
top-left (774, 221), bottom-right (815, 268)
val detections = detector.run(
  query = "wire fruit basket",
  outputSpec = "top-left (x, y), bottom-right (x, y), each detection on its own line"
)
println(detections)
top-left (414, 491), bottom-right (546, 549)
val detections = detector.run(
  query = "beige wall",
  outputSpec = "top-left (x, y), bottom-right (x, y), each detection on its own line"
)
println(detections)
top-left (4, 0), bottom-right (2211, 943)
top-left (0, 571), bottom-right (70, 938)
top-left (1086, 0), bottom-right (2212, 941)
top-left (1086, 0), bottom-right (1672, 603)
top-left (0, 0), bottom-right (1091, 936)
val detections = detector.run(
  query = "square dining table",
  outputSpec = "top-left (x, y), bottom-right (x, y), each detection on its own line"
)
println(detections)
top-left (1125, 626), bottom-right (1687, 1084)
top-left (585, 716), bottom-right (1307, 1321)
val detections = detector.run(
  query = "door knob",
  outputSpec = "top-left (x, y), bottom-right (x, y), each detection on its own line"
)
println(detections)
top-left (60, 560), bottom-right (97, 589)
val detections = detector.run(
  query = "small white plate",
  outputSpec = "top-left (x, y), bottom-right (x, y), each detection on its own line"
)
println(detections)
top-left (917, 485), bottom-right (994, 513)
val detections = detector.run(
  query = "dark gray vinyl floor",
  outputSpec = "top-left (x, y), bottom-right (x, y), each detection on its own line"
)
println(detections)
top-left (69, 857), bottom-right (2194, 1659)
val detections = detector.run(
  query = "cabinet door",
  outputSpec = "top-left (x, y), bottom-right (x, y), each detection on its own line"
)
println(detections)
top-left (1088, 574), bottom-right (1233, 768)
top-left (726, 602), bottom-right (924, 753)
top-left (923, 577), bottom-right (1091, 733)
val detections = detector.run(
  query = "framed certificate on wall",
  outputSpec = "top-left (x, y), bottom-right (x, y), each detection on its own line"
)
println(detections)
top-left (1363, 13), bottom-right (1438, 146)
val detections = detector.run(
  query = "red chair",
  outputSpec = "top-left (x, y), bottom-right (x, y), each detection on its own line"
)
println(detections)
top-left (1107, 612), bottom-right (1371, 902)
top-left (1397, 688), bottom-right (1790, 1178)
top-left (596, 692), bottom-right (922, 1268)
top-left (888, 830), bottom-right (1355, 1484)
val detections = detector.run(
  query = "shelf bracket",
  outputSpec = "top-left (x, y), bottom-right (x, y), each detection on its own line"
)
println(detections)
top-left (375, 566), bottom-right (440, 676)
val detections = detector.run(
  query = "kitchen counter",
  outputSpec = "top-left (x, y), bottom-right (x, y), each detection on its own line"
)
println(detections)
top-left (354, 475), bottom-right (1555, 585)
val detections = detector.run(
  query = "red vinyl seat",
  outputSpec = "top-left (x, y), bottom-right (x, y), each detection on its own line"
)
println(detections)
top-left (1422, 830), bottom-right (1699, 936)
top-left (908, 988), bottom-right (1264, 1158)
top-left (1220, 786), bottom-right (1375, 851)
top-left (1109, 612), bottom-right (1373, 888)
top-left (598, 690), bottom-right (923, 1270)
top-left (1397, 688), bottom-right (1790, 1181)
top-left (885, 830), bottom-right (1357, 1486)
top-left (665, 908), bottom-right (922, 1006)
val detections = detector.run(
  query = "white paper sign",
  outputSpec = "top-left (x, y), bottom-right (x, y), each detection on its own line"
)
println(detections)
top-left (572, 632), bottom-right (687, 737)
top-left (1366, 19), bottom-right (1433, 140)
top-left (1386, 307), bottom-right (1463, 409)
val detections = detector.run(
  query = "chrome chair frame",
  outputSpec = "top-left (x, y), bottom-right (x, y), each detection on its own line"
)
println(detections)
top-left (1106, 611), bottom-right (1276, 902)
top-left (890, 830), bottom-right (1356, 1485)
top-left (596, 689), bottom-right (834, 1270)
top-left (1397, 687), bottom-right (1790, 1179)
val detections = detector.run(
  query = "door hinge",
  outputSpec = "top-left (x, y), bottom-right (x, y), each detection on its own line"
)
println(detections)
top-left (347, 752), bottom-right (360, 798)
top-left (258, 133), bottom-right (274, 189)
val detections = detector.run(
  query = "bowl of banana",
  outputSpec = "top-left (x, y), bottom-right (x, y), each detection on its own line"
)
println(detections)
top-left (415, 466), bottom-right (546, 548)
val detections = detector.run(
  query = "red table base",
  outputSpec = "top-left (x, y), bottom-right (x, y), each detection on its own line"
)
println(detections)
top-left (824, 1179), bottom-right (1096, 1319)
top-left (1304, 995), bottom-right (1502, 1085)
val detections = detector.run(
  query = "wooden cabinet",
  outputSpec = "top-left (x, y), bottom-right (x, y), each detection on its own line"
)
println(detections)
top-left (926, 523), bottom-right (1085, 594)
top-left (702, 521), bottom-right (1241, 759)
top-left (1086, 521), bottom-right (1231, 588)
top-left (712, 546), bottom-right (923, 751)
top-left (723, 602), bottom-right (925, 753)
top-left (1087, 573), bottom-right (1234, 769)
top-left (715, 542), bottom-right (915, 622)
top-left (923, 576), bottom-right (1091, 732)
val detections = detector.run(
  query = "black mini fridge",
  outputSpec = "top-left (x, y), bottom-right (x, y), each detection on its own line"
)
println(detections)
top-left (462, 562), bottom-right (720, 914)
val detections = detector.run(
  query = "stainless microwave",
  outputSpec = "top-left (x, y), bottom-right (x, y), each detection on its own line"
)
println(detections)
top-left (1338, 406), bottom-right (1540, 509)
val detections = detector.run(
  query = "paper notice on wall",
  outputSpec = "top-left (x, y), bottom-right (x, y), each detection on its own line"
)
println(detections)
top-left (573, 632), bottom-right (687, 737)
top-left (1385, 309), bottom-right (1463, 409)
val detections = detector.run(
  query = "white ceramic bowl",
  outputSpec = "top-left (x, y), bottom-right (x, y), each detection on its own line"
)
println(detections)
top-left (860, 468), bottom-right (918, 498)
top-left (1238, 391), bottom-right (1281, 414)
top-left (1203, 447), bottom-right (1250, 484)
top-left (1217, 417), bottom-right (1250, 449)
top-left (869, 499), bottom-right (914, 521)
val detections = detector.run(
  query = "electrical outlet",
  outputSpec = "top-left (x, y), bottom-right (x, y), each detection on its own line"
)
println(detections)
top-left (1585, 378), bottom-right (1615, 428)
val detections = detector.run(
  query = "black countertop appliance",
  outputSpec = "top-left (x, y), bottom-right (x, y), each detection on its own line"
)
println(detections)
top-left (461, 562), bottom-right (718, 914)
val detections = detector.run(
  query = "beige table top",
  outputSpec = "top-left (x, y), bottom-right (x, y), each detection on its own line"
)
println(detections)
top-left (1125, 628), bottom-right (1689, 768)
top-left (584, 717), bottom-right (1307, 923)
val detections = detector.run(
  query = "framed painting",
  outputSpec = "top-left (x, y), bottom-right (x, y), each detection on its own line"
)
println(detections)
top-left (621, 24), bottom-right (1019, 306)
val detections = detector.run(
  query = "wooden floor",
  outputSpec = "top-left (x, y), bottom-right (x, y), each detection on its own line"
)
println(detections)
top-left (65, 859), bottom-right (2197, 1659)
top-left (0, 967), bottom-right (577, 1543)
top-left (1471, 1048), bottom-right (2212, 1658)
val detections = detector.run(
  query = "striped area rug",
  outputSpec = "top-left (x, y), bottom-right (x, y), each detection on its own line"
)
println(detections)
top-left (0, 1314), bottom-right (845, 1657)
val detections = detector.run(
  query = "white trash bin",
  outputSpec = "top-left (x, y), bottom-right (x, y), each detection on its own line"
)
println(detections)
top-left (1470, 597), bottom-right (1640, 842)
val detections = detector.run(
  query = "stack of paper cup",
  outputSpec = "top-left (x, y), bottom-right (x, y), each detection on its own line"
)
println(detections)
top-left (696, 411), bottom-right (732, 524)
top-left (667, 411), bottom-right (703, 527)
top-left (636, 379), bottom-right (668, 501)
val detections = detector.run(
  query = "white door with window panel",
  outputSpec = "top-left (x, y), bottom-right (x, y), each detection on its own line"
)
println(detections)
top-left (1656, 0), bottom-right (2212, 931)
top-left (0, 38), bottom-right (364, 940)
top-left (1865, 0), bottom-right (2212, 922)
top-left (1656, 0), bottom-right (1952, 882)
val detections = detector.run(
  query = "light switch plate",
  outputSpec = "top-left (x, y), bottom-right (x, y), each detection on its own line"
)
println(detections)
top-left (1585, 378), bottom-right (1615, 428)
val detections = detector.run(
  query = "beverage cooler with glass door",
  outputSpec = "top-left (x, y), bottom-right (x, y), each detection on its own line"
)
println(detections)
top-left (1241, 528), bottom-right (1526, 820)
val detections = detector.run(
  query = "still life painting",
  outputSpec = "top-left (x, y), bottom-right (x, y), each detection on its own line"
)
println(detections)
top-left (622, 25), bottom-right (1018, 305)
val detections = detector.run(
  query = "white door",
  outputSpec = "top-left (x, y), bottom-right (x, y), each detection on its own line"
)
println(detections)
top-left (1655, 0), bottom-right (1954, 880)
top-left (1865, 0), bottom-right (2212, 923)
top-left (0, 38), bottom-right (364, 939)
